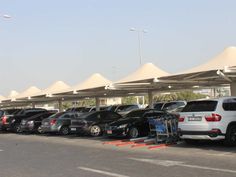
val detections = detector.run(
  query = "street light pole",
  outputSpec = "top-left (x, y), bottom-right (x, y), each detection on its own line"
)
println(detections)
top-left (130, 28), bottom-right (147, 66)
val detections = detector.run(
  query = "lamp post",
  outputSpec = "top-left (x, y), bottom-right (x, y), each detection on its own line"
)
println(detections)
top-left (130, 28), bottom-right (147, 66)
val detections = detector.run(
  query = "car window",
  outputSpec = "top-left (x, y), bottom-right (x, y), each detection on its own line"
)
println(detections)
top-left (125, 110), bottom-right (146, 118)
top-left (0, 110), bottom-right (4, 117)
top-left (223, 98), bottom-right (236, 111)
top-left (106, 112), bottom-right (121, 120)
top-left (182, 101), bottom-right (218, 112)
top-left (154, 103), bottom-right (164, 111)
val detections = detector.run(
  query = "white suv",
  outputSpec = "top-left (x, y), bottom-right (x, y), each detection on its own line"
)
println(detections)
top-left (178, 97), bottom-right (236, 146)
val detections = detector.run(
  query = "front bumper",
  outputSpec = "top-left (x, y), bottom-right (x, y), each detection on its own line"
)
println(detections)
top-left (105, 126), bottom-right (128, 137)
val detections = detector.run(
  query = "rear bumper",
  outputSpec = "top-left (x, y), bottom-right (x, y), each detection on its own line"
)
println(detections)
top-left (179, 130), bottom-right (225, 140)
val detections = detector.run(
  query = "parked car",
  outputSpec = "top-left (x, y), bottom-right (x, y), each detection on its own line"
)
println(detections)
top-left (70, 110), bottom-right (122, 136)
top-left (146, 101), bottom-right (186, 113)
top-left (0, 109), bottom-right (19, 131)
top-left (178, 97), bottom-right (236, 146)
top-left (20, 112), bottom-right (56, 133)
top-left (162, 101), bottom-right (186, 113)
top-left (66, 107), bottom-right (86, 112)
top-left (105, 109), bottom-right (155, 138)
top-left (105, 109), bottom-right (178, 139)
top-left (41, 112), bottom-right (83, 135)
top-left (4, 108), bottom-right (48, 133)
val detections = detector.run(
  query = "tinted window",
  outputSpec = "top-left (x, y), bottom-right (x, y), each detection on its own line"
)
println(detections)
top-left (154, 103), bottom-right (164, 111)
top-left (106, 112), bottom-right (121, 120)
top-left (182, 101), bottom-right (217, 112)
top-left (223, 98), bottom-right (236, 111)
top-left (0, 110), bottom-right (4, 117)
top-left (126, 110), bottom-right (147, 118)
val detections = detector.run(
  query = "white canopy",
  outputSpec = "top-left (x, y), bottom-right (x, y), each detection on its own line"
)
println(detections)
top-left (16, 86), bottom-right (41, 100)
top-left (70, 73), bottom-right (112, 92)
top-left (0, 95), bottom-right (6, 101)
top-left (31, 81), bottom-right (70, 97)
top-left (182, 46), bottom-right (236, 74)
top-left (116, 63), bottom-right (169, 84)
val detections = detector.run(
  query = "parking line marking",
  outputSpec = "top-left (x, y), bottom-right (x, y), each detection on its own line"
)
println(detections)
top-left (78, 167), bottom-right (130, 177)
top-left (130, 158), bottom-right (236, 174)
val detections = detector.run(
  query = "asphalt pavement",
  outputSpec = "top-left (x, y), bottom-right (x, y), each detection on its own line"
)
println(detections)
top-left (0, 133), bottom-right (236, 177)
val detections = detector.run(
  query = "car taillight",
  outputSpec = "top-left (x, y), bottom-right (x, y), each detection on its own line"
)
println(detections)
top-left (2, 115), bottom-right (7, 125)
top-left (50, 119), bottom-right (57, 125)
top-left (178, 116), bottom-right (185, 122)
top-left (205, 114), bottom-right (222, 122)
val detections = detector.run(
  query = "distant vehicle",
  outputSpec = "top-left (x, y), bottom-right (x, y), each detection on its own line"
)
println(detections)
top-left (70, 111), bottom-right (122, 136)
top-left (4, 108), bottom-right (48, 133)
top-left (147, 101), bottom-right (186, 112)
top-left (66, 107), bottom-right (86, 112)
top-left (0, 109), bottom-right (22, 131)
top-left (178, 97), bottom-right (236, 146)
top-left (20, 112), bottom-right (56, 133)
top-left (41, 112), bottom-right (83, 135)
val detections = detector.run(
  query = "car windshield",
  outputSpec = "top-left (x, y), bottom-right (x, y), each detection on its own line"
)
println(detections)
top-left (182, 101), bottom-right (218, 112)
top-left (117, 105), bottom-right (138, 112)
top-left (154, 103), bottom-right (164, 111)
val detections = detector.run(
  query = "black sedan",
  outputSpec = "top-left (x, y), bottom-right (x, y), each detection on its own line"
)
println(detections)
top-left (105, 109), bottom-right (175, 139)
top-left (20, 112), bottom-right (56, 133)
top-left (70, 111), bottom-right (122, 137)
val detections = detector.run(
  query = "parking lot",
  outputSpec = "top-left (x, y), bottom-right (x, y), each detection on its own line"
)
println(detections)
top-left (0, 132), bottom-right (236, 177)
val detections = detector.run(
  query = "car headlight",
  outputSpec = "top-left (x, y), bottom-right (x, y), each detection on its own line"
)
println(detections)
top-left (27, 121), bottom-right (34, 125)
top-left (11, 119), bottom-right (15, 123)
top-left (117, 124), bottom-right (128, 129)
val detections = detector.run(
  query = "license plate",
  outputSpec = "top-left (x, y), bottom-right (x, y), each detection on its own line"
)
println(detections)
top-left (188, 117), bottom-right (202, 121)
top-left (107, 130), bottom-right (112, 134)
top-left (71, 128), bottom-right (76, 131)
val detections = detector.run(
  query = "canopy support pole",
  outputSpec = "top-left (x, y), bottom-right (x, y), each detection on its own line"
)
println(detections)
top-left (148, 91), bottom-right (154, 109)
top-left (32, 102), bottom-right (36, 108)
top-left (58, 100), bottom-right (63, 112)
top-left (230, 82), bottom-right (236, 96)
top-left (95, 97), bottom-right (100, 111)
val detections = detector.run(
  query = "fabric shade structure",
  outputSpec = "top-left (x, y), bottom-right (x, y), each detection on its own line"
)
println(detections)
top-left (55, 73), bottom-right (113, 98)
top-left (15, 86), bottom-right (41, 100)
top-left (2, 90), bottom-right (19, 102)
top-left (116, 63), bottom-right (169, 84)
top-left (31, 81), bottom-right (70, 98)
top-left (72, 73), bottom-right (112, 92)
top-left (158, 46), bottom-right (236, 95)
top-left (0, 95), bottom-right (6, 103)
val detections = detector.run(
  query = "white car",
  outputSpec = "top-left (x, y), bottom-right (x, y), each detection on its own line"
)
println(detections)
top-left (178, 97), bottom-right (236, 146)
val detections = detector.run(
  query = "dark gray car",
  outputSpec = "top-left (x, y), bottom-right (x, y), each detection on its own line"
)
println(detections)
top-left (41, 112), bottom-right (83, 135)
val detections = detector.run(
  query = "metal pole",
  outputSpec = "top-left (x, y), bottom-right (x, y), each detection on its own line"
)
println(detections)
top-left (230, 82), bottom-right (236, 96)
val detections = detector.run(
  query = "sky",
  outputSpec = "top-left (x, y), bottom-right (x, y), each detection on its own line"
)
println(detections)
top-left (0, 0), bottom-right (236, 96)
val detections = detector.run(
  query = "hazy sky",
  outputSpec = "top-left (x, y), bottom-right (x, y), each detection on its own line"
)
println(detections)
top-left (0, 0), bottom-right (236, 96)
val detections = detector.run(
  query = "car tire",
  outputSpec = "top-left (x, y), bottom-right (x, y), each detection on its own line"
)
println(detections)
top-left (225, 125), bottom-right (236, 146)
top-left (37, 126), bottom-right (43, 134)
top-left (90, 125), bottom-right (102, 137)
top-left (184, 139), bottom-right (199, 145)
top-left (128, 127), bottom-right (139, 139)
top-left (60, 126), bottom-right (70, 136)
top-left (14, 124), bottom-right (22, 133)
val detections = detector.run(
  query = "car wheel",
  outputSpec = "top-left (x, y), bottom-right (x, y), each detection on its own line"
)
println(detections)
top-left (184, 139), bottom-right (199, 145)
top-left (14, 124), bottom-right (22, 133)
top-left (90, 125), bottom-right (102, 137)
top-left (128, 127), bottom-right (139, 139)
top-left (60, 126), bottom-right (70, 135)
top-left (225, 125), bottom-right (236, 146)
top-left (37, 126), bottom-right (43, 134)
